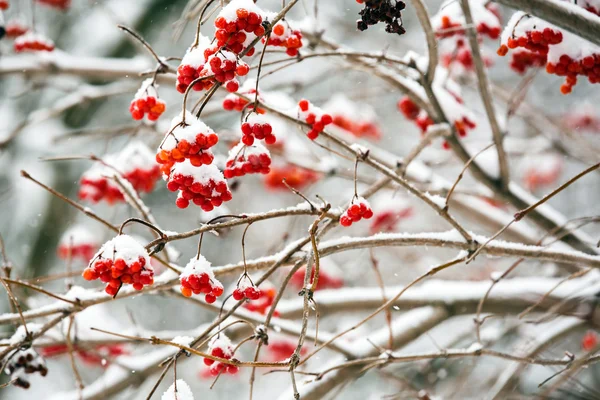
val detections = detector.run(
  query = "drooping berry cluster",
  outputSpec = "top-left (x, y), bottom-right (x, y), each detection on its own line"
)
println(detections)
top-left (232, 276), bottom-right (261, 301)
top-left (5, 19), bottom-right (28, 38)
top-left (166, 161), bottom-right (232, 210)
top-left (156, 112), bottom-right (219, 175)
top-left (4, 348), bottom-right (48, 389)
top-left (82, 235), bottom-right (153, 296)
top-left (213, 0), bottom-right (265, 56)
top-left (264, 20), bottom-right (303, 56)
top-left (204, 47), bottom-right (250, 92)
top-left (37, 0), bottom-right (70, 9)
top-left (324, 94), bottom-right (381, 140)
top-left (356, 0), bottom-right (406, 35)
top-left (204, 335), bottom-right (238, 376)
top-left (129, 79), bottom-right (166, 122)
top-left (241, 113), bottom-right (276, 145)
top-left (179, 255), bottom-right (224, 303)
top-left (298, 99), bottom-right (333, 140)
top-left (431, 0), bottom-right (501, 40)
top-left (241, 281), bottom-right (277, 315)
top-left (508, 49), bottom-right (547, 74)
top-left (79, 142), bottom-right (161, 204)
top-left (263, 165), bottom-right (321, 191)
top-left (224, 142), bottom-right (272, 178)
top-left (57, 226), bottom-right (98, 262)
top-left (369, 194), bottom-right (413, 234)
top-left (14, 32), bottom-right (55, 52)
top-left (340, 197), bottom-right (374, 227)
top-left (290, 265), bottom-right (344, 291)
top-left (222, 79), bottom-right (264, 112)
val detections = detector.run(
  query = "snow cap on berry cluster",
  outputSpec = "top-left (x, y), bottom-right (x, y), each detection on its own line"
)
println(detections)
top-left (431, 0), bottom-right (501, 36)
top-left (134, 78), bottom-right (159, 100)
top-left (180, 255), bottom-right (216, 280)
top-left (118, 141), bottom-right (159, 172)
top-left (208, 334), bottom-right (234, 357)
top-left (162, 111), bottom-right (216, 152)
top-left (14, 31), bottom-right (55, 50)
top-left (92, 235), bottom-right (151, 267)
top-left (500, 12), bottom-right (556, 48)
top-left (228, 141), bottom-right (271, 162)
top-left (170, 161), bottom-right (226, 186)
top-left (59, 225), bottom-right (97, 248)
top-left (161, 380), bottom-right (194, 400)
top-left (181, 35), bottom-right (212, 69)
top-left (218, 0), bottom-right (264, 22)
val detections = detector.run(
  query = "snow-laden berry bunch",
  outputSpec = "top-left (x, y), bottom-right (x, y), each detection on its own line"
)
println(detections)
top-left (82, 235), bottom-right (153, 296)
top-left (156, 112), bottom-right (219, 176)
top-left (264, 18), bottom-right (304, 57)
top-left (57, 225), bottom-right (98, 262)
top-left (129, 79), bottom-right (166, 122)
top-left (4, 348), bottom-right (48, 389)
top-left (241, 280), bottom-right (278, 315)
top-left (263, 164), bottom-right (321, 191)
top-left (431, 0), bottom-right (501, 40)
top-left (369, 194), bottom-right (413, 234)
top-left (213, 0), bottom-right (266, 56)
top-left (241, 113), bottom-right (276, 145)
top-left (340, 197), bottom-right (374, 227)
top-left (179, 255), bottom-right (224, 303)
top-left (232, 274), bottom-right (261, 301)
top-left (204, 46), bottom-right (250, 92)
top-left (5, 19), bottom-right (28, 38)
top-left (204, 335), bottom-right (239, 376)
top-left (297, 99), bottom-right (333, 140)
top-left (224, 142), bottom-right (272, 178)
top-left (324, 94), bottom-right (381, 140)
top-left (356, 0), bottom-right (406, 35)
top-left (222, 79), bottom-right (265, 112)
top-left (290, 264), bottom-right (344, 291)
top-left (166, 161), bottom-right (232, 210)
top-left (14, 32), bottom-right (54, 52)
top-left (79, 142), bottom-right (161, 204)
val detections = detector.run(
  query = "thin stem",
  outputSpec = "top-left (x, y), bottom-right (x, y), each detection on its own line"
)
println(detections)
top-left (445, 143), bottom-right (495, 209)
top-left (253, 33), bottom-right (271, 113)
top-left (117, 25), bottom-right (165, 66)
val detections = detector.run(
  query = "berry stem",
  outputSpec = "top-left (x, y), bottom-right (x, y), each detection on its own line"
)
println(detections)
top-left (241, 223), bottom-right (254, 276)
top-left (196, 215), bottom-right (244, 259)
top-left (118, 217), bottom-right (166, 239)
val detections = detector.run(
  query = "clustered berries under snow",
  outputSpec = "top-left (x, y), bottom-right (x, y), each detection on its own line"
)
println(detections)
top-left (498, 11), bottom-right (600, 93)
top-left (340, 197), bottom-right (374, 227)
top-left (82, 235), bottom-right (153, 296)
top-left (161, 380), bottom-right (195, 400)
top-left (241, 113), bottom-right (276, 145)
top-left (369, 195), bottom-right (413, 234)
top-left (213, 0), bottom-right (265, 56)
top-left (263, 164), bottom-right (321, 191)
top-left (156, 112), bottom-right (219, 175)
top-left (166, 161), bottom-right (233, 210)
top-left (264, 18), bottom-right (304, 57)
top-left (204, 335), bottom-right (239, 376)
top-left (79, 142), bottom-right (161, 204)
top-left (224, 142), bottom-right (272, 178)
top-left (431, 0), bottom-right (501, 40)
top-left (324, 94), bottom-right (381, 140)
top-left (241, 280), bottom-right (278, 315)
top-left (14, 32), bottom-right (55, 52)
top-left (4, 348), bottom-right (48, 389)
top-left (129, 79), bottom-right (166, 121)
top-left (222, 79), bottom-right (264, 112)
top-left (5, 19), bottom-right (28, 38)
top-left (57, 225), bottom-right (98, 262)
top-left (297, 99), bottom-right (333, 140)
top-left (232, 275), bottom-right (261, 301)
top-left (179, 255), bottom-right (224, 303)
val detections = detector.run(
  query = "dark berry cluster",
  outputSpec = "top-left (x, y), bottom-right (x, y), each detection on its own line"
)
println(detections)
top-left (4, 349), bottom-right (48, 389)
top-left (356, 0), bottom-right (406, 36)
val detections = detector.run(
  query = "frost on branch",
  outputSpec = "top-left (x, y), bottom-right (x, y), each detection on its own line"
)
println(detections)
top-left (179, 255), bottom-right (224, 303)
top-left (162, 380), bottom-right (194, 400)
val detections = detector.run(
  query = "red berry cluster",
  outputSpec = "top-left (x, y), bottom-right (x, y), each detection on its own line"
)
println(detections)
top-left (263, 165), bottom-right (321, 191)
top-left (129, 79), bottom-right (166, 121)
top-left (241, 114), bottom-right (276, 145)
top-left (0, 0), bottom-right (8, 10)
top-left (582, 330), bottom-right (598, 351)
top-left (435, 15), bottom-right (500, 40)
top-left (563, 107), bottom-right (600, 132)
top-left (176, 41), bottom-right (214, 94)
top-left (213, 0), bottom-right (265, 56)
top-left (14, 32), bottom-right (55, 52)
top-left (5, 20), bottom-right (28, 38)
top-left (522, 155), bottom-right (562, 192)
top-left (224, 142), bottom-right (272, 178)
top-left (204, 47), bottom-right (250, 92)
top-left (232, 276), bottom-right (261, 301)
top-left (340, 197), bottom-right (373, 227)
top-left (57, 226), bottom-right (98, 262)
top-left (79, 142), bottom-right (161, 204)
top-left (82, 235), bottom-right (153, 296)
top-left (290, 266), bottom-right (344, 291)
top-left (509, 49), bottom-right (547, 74)
top-left (37, 0), bottom-right (70, 9)
top-left (265, 338), bottom-right (307, 362)
top-left (325, 94), bottom-right (382, 140)
top-left (242, 281), bottom-right (278, 315)
top-left (41, 344), bottom-right (127, 367)
top-left (179, 256), bottom-right (224, 304)
top-left (331, 115), bottom-right (381, 140)
top-left (204, 335), bottom-right (238, 376)
top-left (370, 206), bottom-right (413, 234)
top-left (265, 21), bottom-right (303, 56)
top-left (166, 161), bottom-right (233, 210)
top-left (222, 79), bottom-right (265, 112)
top-left (546, 54), bottom-right (600, 94)
top-left (4, 349), bottom-right (48, 389)
top-left (497, 26), bottom-right (562, 57)
top-left (156, 113), bottom-right (219, 176)
top-left (298, 99), bottom-right (333, 140)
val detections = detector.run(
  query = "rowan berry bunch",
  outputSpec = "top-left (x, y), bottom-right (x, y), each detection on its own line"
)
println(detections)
top-left (263, 164), bottom-right (321, 190)
top-left (204, 47), bottom-right (250, 92)
top-left (4, 348), bottom-right (48, 389)
top-left (297, 99), bottom-right (333, 140)
top-left (224, 142), bottom-right (272, 178)
top-left (265, 337), bottom-right (307, 362)
top-left (5, 19), bottom-right (28, 38)
top-left (241, 113), bottom-right (276, 145)
top-left (264, 19), bottom-right (303, 57)
top-left (166, 161), bottom-right (232, 210)
top-left (176, 36), bottom-right (214, 94)
top-left (179, 255), bottom-right (224, 304)
top-left (37, 0), bottom-right (70, 10)
top-left (156, 112), bottom-right (219, 175)
top-left (431, 0), bottom-right (501, 39)
top-left (57, 226), bottom-right (98, 262)
top-left (79, 142), bottom-right (161, 204)
top-left (340, 197), bottom-right (374, 227)
top-left (241, 281), bottom-right (278, 315)
top-left (129, 79), bottom-right (166, 122)
top-left (0, 0), bottom-right (8, 10)
top-left (356, 0), bottom-right (406, 35)
top-left (222, 80), bottom-right (264, 113)
top-left (370, 205), bottom-right (413, 234)
top-left (509, 49), bottom-right (547, 74)
top-left (290, 265), bottom-right (344, 291)
top-left (82, 235), bottom-right (153, 296)
top-left (213, 0), bottom-right (266, 56)
top-left (232, 275), bottom-right (261, 301)
top-left (14, 32), bottom-right (55, 52)
top-left (324, 94), bottom-right (381, 140)
top-left (204, 335), bottom-right (238, 376)
top-left (497, 14), bottom-right (563, 57)
top-left (583, 1), bottom-right (600, 16)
